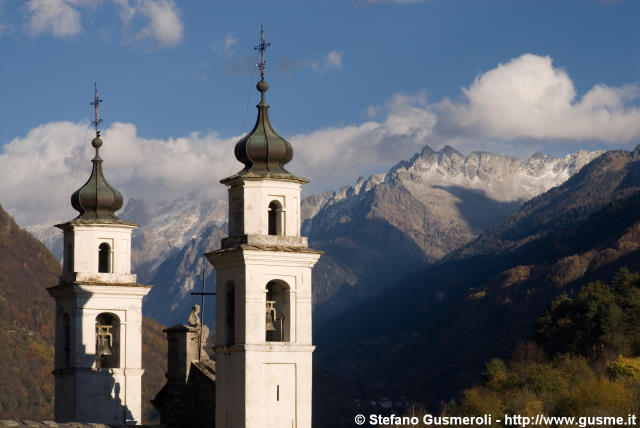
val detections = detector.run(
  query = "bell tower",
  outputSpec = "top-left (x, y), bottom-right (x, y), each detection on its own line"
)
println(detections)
top-left (47, 86), bottom-right (151, 425)
top-left (206, 28), bottom-right (321, 428)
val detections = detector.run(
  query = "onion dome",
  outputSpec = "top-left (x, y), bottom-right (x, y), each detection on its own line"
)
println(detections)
top-left (70, 135), bottom-right (124, 221)
top-left (232, 80), bottom-right (295, 178)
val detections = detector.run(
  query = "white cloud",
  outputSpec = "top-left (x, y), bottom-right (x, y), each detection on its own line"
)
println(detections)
top-left (366, 105), bottom-right (380, 119)
top-left (224, 33), bottom-right (236, 51)
top-left (0, 121), bottom-right (238, 225)
top-left (309, 50), bottom-right (343, 73)
top-left (113, 0), bottom-right (135, 24)
top-left (438, 54), bottom-right (640, 143)
top-left (212, 32), bottom-right (237, 56)
top-left (326, 50), bottom-right (342, 69)
top-left (0, 94), bottom-right (433, 227)
top-left (289, 90), bottom-right (436, 187)
top-left (136, 0), bottom-right (182, 47)
top-left (4, 53), bottom-right (640, 228)
top-left (27, 0), bottom-right (86, 37)
top-left (25, 0), bottom-right (183, 46)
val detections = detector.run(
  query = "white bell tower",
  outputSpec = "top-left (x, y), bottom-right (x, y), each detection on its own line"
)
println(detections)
top-left (206, 28), bottom-right (321, 428)
top-left (47, 86), bottom-right (150, 425)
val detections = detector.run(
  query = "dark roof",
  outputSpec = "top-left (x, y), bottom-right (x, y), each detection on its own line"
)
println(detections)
top-left (224, 80), bottom-right (305, 183)
top-left (70, 136), bottom-right (125, 223)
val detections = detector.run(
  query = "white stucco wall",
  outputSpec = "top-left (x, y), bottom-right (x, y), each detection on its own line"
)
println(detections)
top-left (62, 223), bottom-right (136, 283)
top-left (50, 220), bottom-right (150, 425)
top-left (211, 247), bottom-right (319, 428)
top-left (227, 179), bottom-right (302, 237)
top-left (50, 284), bottom-right (150, 424)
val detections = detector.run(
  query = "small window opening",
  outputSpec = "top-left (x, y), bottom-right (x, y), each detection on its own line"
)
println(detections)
top-left (266, 280), bottom-right (290, 342)
top-left (66, 243), bottom-right (73, 272)
top-left (95, 313), bottom-right (120, 368)
top-left (230, 197), bottom-right (243, 235)
top-left (98, 243), bottom-right (110, 273)
top-left (268, 201), bottom-right (283, 236)
top-left (63, 313), bottom-right (70, 368)
top-left (225, 282), bottom-right (235, 346)
top-left (277, 385), bottom-right (280, 401)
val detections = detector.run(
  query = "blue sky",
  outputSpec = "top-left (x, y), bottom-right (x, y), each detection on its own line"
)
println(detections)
top-left (1, 0), bottom-right (639, 225)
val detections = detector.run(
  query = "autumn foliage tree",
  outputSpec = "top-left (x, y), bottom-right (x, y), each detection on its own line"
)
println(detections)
top-left (448, 269), bottom-right (640, 424)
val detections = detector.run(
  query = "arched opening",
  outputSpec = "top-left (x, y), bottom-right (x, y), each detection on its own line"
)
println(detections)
top-left (95, 313), bottom-right (120, 368)
top-left (98, 243), bottom-right (111, 273)
top-left (65, 242), bottom-right (73, 272)
top-left (229, 196), bottom-right (243, 235)
top-left (63, 313), bottom-right (70, 368)
top-left (225, 281), bottom-right (235, 346)
top-left (265, 280), bottom-right (290, 342)
top-left (268, 200), bottom-right (283, 236)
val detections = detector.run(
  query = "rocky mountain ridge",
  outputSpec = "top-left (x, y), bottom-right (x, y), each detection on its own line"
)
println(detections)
top-left (313, 146), bottom-right (640, 426)
top-left (303, 146), bottom-right (601, 318)
top-left (28, 145), bottom-right (602, 326)
top-left (304, 145), bottom-right (600, 242)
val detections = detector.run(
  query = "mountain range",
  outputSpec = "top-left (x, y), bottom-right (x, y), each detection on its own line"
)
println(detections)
top-left (11, 142), bottom-right (639, 427)
top-left (304, 145), bottom-right (600, 319)
top-left (313, 146), bottom-right (640, 426)
top-left (29, 145), bottom-right (601, 327)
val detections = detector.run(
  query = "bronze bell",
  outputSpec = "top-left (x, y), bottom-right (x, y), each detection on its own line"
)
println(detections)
top-left (96, 335), bottom-right (112, 357)
top-left (96, 325), bottom-right (113, 358)
top-left (266, 301), bottom-right (277, 332)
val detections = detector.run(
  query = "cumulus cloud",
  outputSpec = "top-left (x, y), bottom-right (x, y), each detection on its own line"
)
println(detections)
top-left (0, 93), bottom-right (433, 227)
top-left (4, 53), bottom-right (640, 228)
top-left (437, 54), bottom-right (640, 143)
top-left (0, 121), bottom-right (238, 225)
top-left (135, 0), bottom-right (182, 47)
top-left (25, 0), bottom-right (183, 46)
top-left (288, 90), bottom-right (436, 186)
top-left (115, 0), bottom-right (183, 47)
top-left (27, 0), bottom-right (87, 37)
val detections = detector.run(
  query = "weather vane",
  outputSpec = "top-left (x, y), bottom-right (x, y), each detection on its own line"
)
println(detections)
top-left (254, 25), bottom-right (271, 81)
top-left (90, 82), bottom-right (103, 138)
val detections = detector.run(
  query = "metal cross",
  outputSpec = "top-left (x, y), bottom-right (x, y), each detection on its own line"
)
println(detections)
top-left (90, 82), bottom-right (103, 137)
top-left (191, 254), bottom-right (215, 361)
top-left (254, 25), bottom-right (271, 81)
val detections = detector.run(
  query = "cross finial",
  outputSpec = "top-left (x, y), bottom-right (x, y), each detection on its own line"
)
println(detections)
top-left (90, 82), bottom-right (103, 138)
top-left (254, 25), bottom-right (271, 81)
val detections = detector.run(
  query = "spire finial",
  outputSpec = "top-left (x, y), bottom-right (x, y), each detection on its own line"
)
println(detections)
top-left (254, 25), bottom-right (271, 81)
top-left (90, 82), bottom-right (103, 139)
top-left (71, 83), bottom-right (123, 221)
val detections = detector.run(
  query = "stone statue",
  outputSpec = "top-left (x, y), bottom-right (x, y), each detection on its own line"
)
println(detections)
top-left (188, 304), bottom-right (210, 361)
top-left (188, 305), bottom-right (201, 327)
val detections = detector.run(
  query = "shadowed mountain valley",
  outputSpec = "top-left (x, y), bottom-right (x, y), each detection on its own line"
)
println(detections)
top-left (313, 146), bottom-right (640, 426)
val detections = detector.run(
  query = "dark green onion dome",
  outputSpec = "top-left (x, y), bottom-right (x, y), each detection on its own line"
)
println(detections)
top-left (233, 80), bottom-right (295, 177)
top-left (70, 136), bottom-right (124, 221)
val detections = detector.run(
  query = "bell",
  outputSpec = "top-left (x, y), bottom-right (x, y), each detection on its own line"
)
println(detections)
top-left (266, 315), bottom-right (276, 332)
top-left (266, 301), bottom-right (277, 332)
top-left (96, 335), bottom-right (112, 357)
